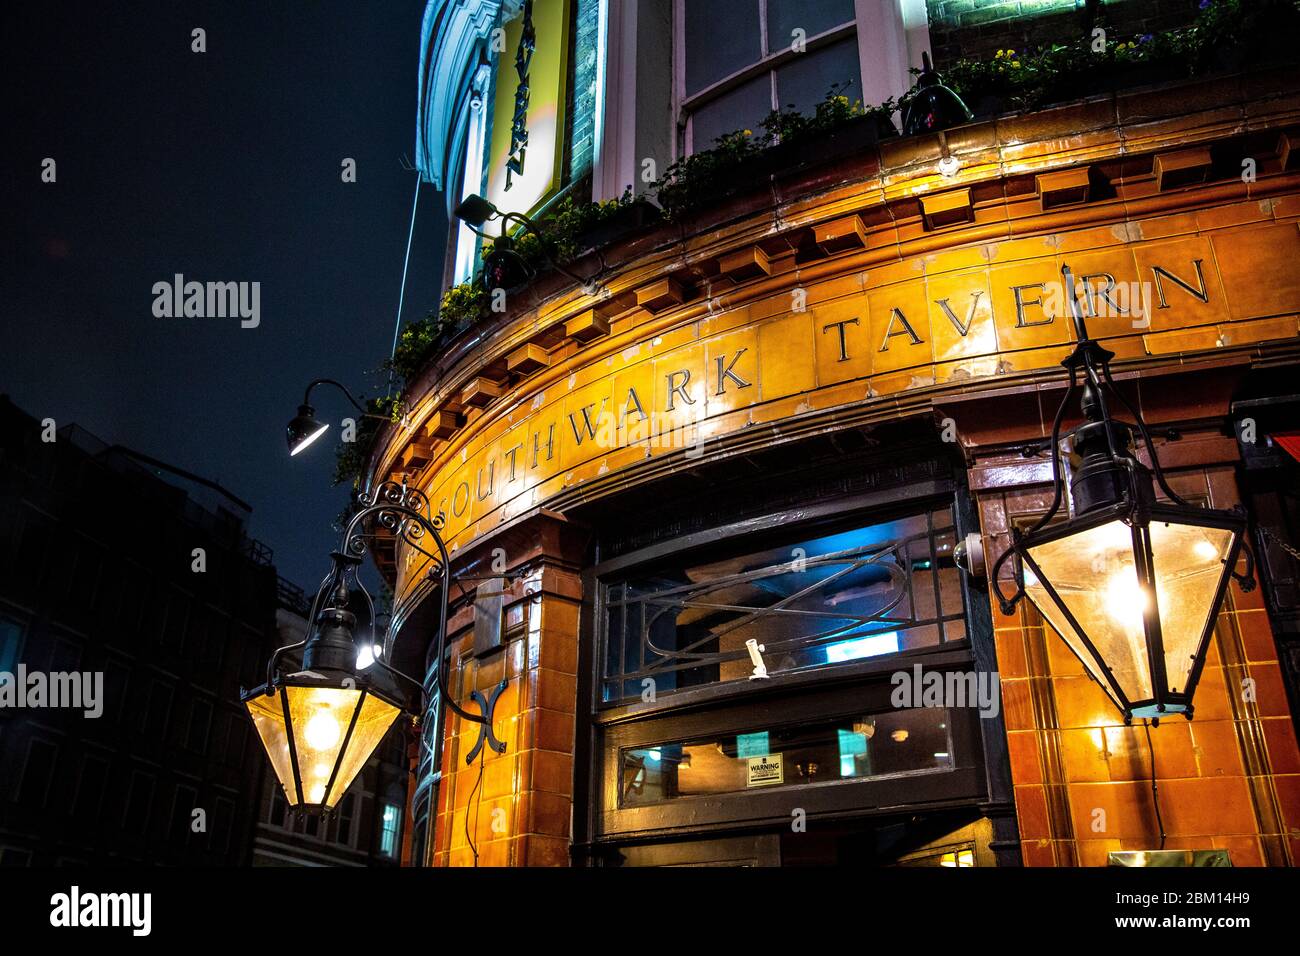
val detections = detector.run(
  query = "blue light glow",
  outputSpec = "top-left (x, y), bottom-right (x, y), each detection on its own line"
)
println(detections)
top-left (824, 631), bottom-right (899, 663)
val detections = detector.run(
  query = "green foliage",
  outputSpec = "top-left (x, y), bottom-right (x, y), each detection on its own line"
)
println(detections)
top-left (652, 86), bottom-right (898, 220)
top-left (652, 128), bottom-right (768, 220)
top-left (934, 0), bottom-right (1300, 111)
top-left (331, 392), bottom-right (403, 489)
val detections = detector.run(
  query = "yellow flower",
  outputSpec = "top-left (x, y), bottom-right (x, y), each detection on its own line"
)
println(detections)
top-left (995, 49), bottom-right (1004, 58)
top-left (743, 129), bottom-right (752, 137)
top-left (1006, 49), bottom-right (1015, 56)
top-left (1012, 60), bottom-right (1021, 67)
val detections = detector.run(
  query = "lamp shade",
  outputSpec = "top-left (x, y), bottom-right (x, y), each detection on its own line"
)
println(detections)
top-left (286, 404), bottom-right (329, 456)
top-left (481, 235), bottom-right (532, 293)
top-left (902, 51), bottom-right (973, 135)
top-left (453, 193), bottom-right (498, 228)
top-left (1019, 504), bottom-right (1244, 720)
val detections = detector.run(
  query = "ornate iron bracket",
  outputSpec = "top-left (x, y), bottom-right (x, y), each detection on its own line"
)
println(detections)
top-left (465, 679), bottom-right (509, 764)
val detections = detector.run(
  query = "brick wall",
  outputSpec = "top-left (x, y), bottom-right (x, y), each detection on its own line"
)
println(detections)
top-left (565, 0), bottom-right (600, 185)
top-left (432, 555), bottom-right (582, 867)
top-left (926, 0), bottom-right (1204, 66)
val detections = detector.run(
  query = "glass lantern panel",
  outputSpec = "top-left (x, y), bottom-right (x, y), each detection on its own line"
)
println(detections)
top-left (246, 690), bottom-right (296, 802)
top-left (283, 685), bottom-right (371, 808)
top-left (1025, 520), bottom-right (1152, 707)
top-left (1148, 521), bottom-right (1236, 696)
top-left (324, 693), bottom-right (403, 809)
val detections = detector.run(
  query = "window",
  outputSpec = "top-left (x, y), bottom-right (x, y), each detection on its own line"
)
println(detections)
top-left (170, 784), bottom-right (198, 841)
top-left (214, 796), bottom-right (236, 854)
top-left (337, 793), bottom-right (355, 847)
top-left (679, 0), bottom-right (860, 153)
top-left (620, 708), bottom-right (952, 807)
top-left (73, 755), bottom-right (110, 821)
top-left (186, 698), bottom-right (212, 752)
top-left (123, 770), bottom-right (155, 834)
top-left (16, 739), bottom-right (58, 807)
top-left (225, 716), bottom-right (247, 767)
top-left (600, 506), bottom-right (964, 703)
top-left (379, 802), bottom-right (401, 858)
top-left (140, 680), bottom-right (173, 739)
top-left (269, 787), bottom-right (288, 828)
top-left (453, 64), bottom-right (492, 284)
top-left (0, 617), bottom-right (22, 674)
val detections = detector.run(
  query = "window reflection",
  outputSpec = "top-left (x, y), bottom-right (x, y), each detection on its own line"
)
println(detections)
top-left (620, 708), bottom-right (952, 807)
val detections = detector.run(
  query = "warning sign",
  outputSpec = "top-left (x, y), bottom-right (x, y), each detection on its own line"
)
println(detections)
top-left (746, 753), bottom-right (784, 787)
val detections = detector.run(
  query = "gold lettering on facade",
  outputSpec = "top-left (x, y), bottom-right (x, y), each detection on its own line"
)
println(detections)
top-left (665, 369), bottom-right (696, 411)
top-left (569, 398), bottom-right (609, 444)
top-left (453, 481), bottom-right (471, 516)
top-left (476, 460), bottom-right (495, 500)
top-left (1078, 273), bottom-right (1128, 316)
top-left (934, 291), bottom-right (984, 336)
top-left (715, 349), bottom-right (752, 395)
top-left (822, 318), bottom-right (859, 361)
top-left (618, 387), bottom-right (648, 427)
top-left (504, 443), bottom-right (523, 481)
top-left (878, 308), bottom-right (923, 351)
top-left (531, 423), bottom-right (554, 468)
top-left (1012, 283), bottom-right (1054, 327)
top-left (1152, 259), bottom-right (1209, 309)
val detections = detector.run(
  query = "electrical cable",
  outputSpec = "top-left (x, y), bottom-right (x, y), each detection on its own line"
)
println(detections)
top-left (1143, 719), bottom-right (1166, 850)
top-left (466, 744), bottom-right (486, 866)
top-left (387, 169), bottom-right (423, 395)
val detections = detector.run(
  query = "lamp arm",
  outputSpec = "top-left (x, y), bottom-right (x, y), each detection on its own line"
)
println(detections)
top-left (304, 378), bottom-right (370, 415)
top-left (340, 493), bottom-right (486, 726)
top-left (989, 361), bottom-right (1079, 615)
top-left (989, 534), bottom-right (1025, 616)
top-left (1097, 361), bottom-right (1193, 508)
top-left (1234, 514), bottom-right (1258, 592)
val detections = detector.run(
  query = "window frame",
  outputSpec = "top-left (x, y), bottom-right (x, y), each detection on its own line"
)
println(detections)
top-left (593, 480), bottom-right (966, 714)
top-left (674, 0), bottom-right (859, 155)
top-left (583, 478), bottom-right (992, 843)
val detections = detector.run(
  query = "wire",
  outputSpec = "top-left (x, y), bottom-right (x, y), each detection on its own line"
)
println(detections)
top-left (387, 170), bottom-right (423, 395)
top-left (1143, 720), bottom-right (1166, 850)
top-left (465, 745), bottom-right (486, 867)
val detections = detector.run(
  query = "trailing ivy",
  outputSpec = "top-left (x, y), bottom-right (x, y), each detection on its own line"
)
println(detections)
top-left (331, 392), bottom-right (404, 489)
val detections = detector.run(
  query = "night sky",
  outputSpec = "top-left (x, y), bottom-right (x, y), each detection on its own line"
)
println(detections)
top-left (4, 1), bottom-right (447, 591)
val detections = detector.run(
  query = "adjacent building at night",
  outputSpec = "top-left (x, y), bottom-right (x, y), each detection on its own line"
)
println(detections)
top-left (339, 0), bottom-right (1300, 866)
top-left (0, 397), bottom-right (276, 865)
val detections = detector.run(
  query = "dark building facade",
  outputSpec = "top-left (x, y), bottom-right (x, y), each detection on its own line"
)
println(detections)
top-left (0, 396), bottom-right (277, 865)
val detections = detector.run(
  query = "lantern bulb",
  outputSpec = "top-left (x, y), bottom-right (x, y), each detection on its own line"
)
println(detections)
top-left (1104, 568), bottom-right (1149, 630)
top-left (304, 710), bottom-right (342, 750)
top-left (1194, 539), bottom-right (1219, 561)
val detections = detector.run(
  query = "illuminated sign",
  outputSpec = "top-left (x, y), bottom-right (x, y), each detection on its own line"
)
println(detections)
top-left (486, 0), bottom-right (571, 219)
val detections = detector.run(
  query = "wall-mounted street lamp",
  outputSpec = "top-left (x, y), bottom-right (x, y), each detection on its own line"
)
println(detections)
top-left (241, 480), bottom-right (507, 815)
top-left (453, 193), bottom-right (600, 295)
top-left (984, 264), bottom-right (1255, 725)
top-left (286, 378), bottom-right (392, 458)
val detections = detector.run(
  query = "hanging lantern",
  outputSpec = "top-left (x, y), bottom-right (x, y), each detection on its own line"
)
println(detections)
top-left (243, 602), bottom-right (405, 814)
top-left (991, 265), bottom-right (1255, 723)
top-left (241, 481), bottom-right (509, 819)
